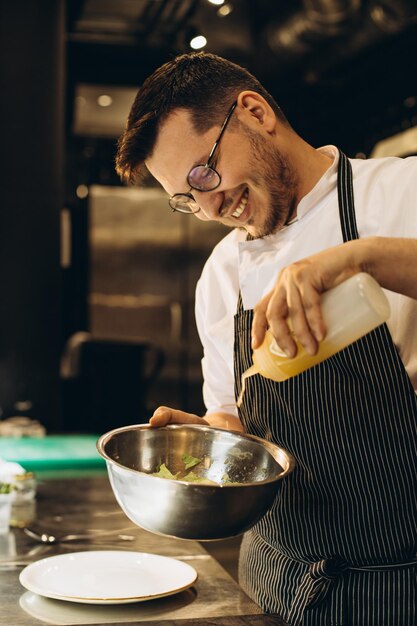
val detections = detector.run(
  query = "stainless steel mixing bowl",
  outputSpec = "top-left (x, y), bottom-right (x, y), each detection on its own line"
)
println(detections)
top-left (97, 424), bottom-right (295, 540)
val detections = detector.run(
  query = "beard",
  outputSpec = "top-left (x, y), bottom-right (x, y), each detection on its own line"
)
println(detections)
top-left (244, 128), bottom-right (299, 238)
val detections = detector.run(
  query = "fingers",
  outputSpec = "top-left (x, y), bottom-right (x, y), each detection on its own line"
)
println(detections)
top-left (251, 294), bottom-right (272, 350)
top-left (252, 263), bottom-right (327, 357)
top-left (252, 243), bottom-right (362, 358)
top-left (149, 406), bottom-right (208, 427)
top-left (281, 277), bottom-right (324, 356)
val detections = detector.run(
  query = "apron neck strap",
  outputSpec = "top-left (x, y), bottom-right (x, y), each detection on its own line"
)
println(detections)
top-left (337, 149), bottom-right (359, 242)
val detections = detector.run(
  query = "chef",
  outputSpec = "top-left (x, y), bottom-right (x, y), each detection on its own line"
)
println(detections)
top-left (115, 51), bottom-right (417, 626)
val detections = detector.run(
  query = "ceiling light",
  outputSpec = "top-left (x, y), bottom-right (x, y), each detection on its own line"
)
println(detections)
top-left (217, 4), bottom-right (233, 17)
top-left (97, 94), bottom-right (113, 107)
top-left (76, 184), bottom-right (89, 199)
top-left (190, 35), bottom-right (207, 50)
top-left (208, 0), bottom-right (225, 5)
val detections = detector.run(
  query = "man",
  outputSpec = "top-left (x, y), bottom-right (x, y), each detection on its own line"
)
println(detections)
top-left (116, 52), bottom-right (417, 626)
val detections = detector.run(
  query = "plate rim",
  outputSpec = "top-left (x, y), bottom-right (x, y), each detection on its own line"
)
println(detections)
top-left (19, 550), bottom-right (198, 604)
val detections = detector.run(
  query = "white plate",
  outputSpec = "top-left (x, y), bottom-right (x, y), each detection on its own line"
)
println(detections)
top-left (19, 551), bottom-right (198, 604)
top-left (19, 589), bottom-right (197, 625)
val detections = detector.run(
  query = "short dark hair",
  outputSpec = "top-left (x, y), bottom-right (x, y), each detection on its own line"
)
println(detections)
top-left (115, 51), bottom-right (288, 185)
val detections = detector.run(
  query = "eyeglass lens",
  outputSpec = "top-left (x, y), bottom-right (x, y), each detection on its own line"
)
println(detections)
top-left (169, 193), bottom-right (199, 213)
top-left (187, 165), bottom-right (220, 192)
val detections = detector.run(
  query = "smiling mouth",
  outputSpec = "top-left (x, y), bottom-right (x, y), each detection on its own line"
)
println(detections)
top-left (231, 188), bottom-right (249, 218)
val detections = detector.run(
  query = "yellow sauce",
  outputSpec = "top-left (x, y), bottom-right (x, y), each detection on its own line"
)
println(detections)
top-left (236, 364), bottom-right (258, 408)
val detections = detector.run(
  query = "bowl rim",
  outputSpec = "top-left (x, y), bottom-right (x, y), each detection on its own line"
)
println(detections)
top-left (96, 423), bottom-right (295, 487)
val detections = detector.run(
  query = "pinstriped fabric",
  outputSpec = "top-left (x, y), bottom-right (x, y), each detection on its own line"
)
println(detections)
top-left (337, 146), bottom-right (358, 241)
top-left (234, 152), bottom-right (417, 625)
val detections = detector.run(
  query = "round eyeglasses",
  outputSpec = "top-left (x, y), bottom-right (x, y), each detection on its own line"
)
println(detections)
top-left (168, 190), bottom-right (200, 214)
top-left (168, 101), bottom-right (237, 214)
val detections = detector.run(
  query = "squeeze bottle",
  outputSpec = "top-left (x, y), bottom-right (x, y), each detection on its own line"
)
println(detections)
top-left (237, 273), bottom-right (390, 405)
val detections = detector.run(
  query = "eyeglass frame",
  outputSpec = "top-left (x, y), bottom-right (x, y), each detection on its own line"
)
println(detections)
top-left (168, 101), bottom-right (237, 214)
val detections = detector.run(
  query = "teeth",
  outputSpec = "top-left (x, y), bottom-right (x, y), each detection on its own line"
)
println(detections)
top-left (232, 189), bottom-right (248, 218)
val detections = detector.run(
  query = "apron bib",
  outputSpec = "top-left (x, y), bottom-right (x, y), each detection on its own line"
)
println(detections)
top-left (234, 151), bottom-right (417, 626)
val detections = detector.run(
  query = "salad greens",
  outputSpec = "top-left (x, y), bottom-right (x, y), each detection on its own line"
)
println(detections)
top-left (181, 454), bottom-right (201, 470)
top-left (151, 463), bottom-right (179, 480)
top-left (150, 454), bottom-right (241, 485)
top-left (151, 454), bottom-right (218, 483)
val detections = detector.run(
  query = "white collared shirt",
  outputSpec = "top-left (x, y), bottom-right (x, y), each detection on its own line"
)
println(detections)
top-left (195, 146), bottom-right (417, 417)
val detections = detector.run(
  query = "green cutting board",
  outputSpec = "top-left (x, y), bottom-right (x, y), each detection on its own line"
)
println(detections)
top-left (0, 435), bottom-right (106, 473)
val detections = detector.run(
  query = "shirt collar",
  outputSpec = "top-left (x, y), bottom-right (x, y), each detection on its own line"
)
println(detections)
top-left (295, 145), bottom-right (339, 221)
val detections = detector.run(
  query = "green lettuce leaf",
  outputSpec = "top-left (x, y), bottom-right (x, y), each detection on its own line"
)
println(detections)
top-left (181, 454), bottom-right (202, 470)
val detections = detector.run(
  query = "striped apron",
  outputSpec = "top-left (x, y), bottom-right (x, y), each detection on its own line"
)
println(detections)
top-left (234, 151), bottom-right (417, 626)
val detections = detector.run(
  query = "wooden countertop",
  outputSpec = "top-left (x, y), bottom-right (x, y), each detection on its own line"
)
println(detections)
top-left (0, 475), bottom-right (287, 626)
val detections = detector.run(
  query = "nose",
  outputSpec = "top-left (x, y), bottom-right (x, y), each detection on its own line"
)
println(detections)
top-left (192, 189), bottom-right (225, 221)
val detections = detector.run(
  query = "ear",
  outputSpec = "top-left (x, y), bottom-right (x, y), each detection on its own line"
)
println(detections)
top-left (236, 91), bottom-right (277, 134)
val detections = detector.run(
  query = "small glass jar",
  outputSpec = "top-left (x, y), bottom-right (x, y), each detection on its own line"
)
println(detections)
top-left (10, 473), bottom-right (37, 528)
top-left (12, 472), bottom-right (36, 503)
